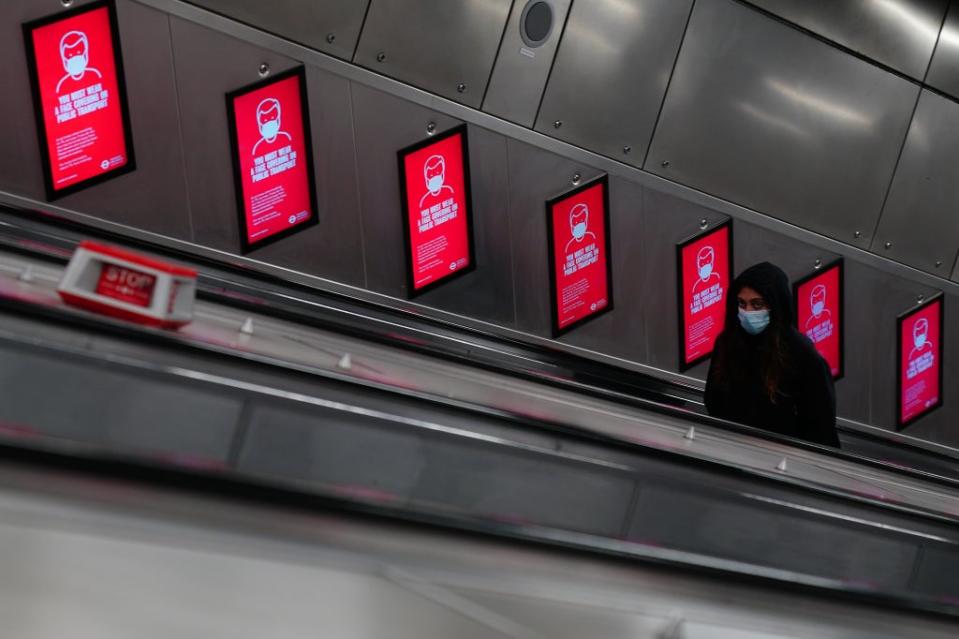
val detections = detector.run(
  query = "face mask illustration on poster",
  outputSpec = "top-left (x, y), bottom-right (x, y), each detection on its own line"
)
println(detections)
top-left (400, 128), bottom-right (472, 293)
top-left (227, 69), bottom-right (315, 251)
top-left (548, 178), bottom-right (611, 335)
top-left (26, 3), bottom-right (131, 195)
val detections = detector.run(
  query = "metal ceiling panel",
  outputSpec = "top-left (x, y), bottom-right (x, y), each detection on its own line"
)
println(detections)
top-left (354, 0), bottom-right (513, 109)
top-left (872, 90), bottom-right (959, 276)
top-left (926, 1), bottom-right (959, 98)
top-left (534, 0), bottom-right (694, 168)
top-left (185, 0), bottom-right (371, 60)
top-left (745, 0), bottom-right (948, 79)
top-left (483, 0), bottom-right (572, 128)
top-left (646, 0), bottom-right (919, 248)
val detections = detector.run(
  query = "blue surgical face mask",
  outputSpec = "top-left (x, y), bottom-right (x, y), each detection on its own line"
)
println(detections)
top-left (427, 175), bottom-right (444, 193)
top-left (738, 308), bottom-right (770, 335)
top-left (572, 222), bottom-right (587, 240)
top-left (66, 54), bottom-right (87, 77)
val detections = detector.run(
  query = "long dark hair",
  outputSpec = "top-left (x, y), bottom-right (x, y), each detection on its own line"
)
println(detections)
top-left (712, 283), bottom-right (794, 403)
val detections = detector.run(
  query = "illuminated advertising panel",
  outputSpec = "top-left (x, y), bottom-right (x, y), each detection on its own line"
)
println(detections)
top-left (23, 0), bottom-right (135, 200)
top-left (897, 295), bottom-right (944, 430)
top-left (227, 67), bottom-right (317, 253)
top-left (676, 221), bottom-right (732, 371)
top-left (794, 259), bottom-right (844, 379)
top-left (546, 175), bottom-right (613, 336)
top-left (398, 125), bottom-right (474, 296)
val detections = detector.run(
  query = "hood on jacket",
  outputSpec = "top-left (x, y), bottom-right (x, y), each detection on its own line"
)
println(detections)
top-left (725, 262), bottom-right (793, 330)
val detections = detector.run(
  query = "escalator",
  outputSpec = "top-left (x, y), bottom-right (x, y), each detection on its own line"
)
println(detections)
top-left (1, 205), bottom-right (959, 622)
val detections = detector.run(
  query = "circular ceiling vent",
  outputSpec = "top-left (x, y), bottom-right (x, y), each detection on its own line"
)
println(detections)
top-left (521, 1), bottom-right (554, 48)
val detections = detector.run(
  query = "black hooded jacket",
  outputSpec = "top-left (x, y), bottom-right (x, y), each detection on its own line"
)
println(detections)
top-left (704, 262), bottom-right (840, 447)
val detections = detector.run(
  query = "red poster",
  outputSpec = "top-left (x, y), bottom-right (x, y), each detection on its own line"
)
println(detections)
top-left (24, 1), bottom-right (135, 199)
top-left (398, 125), bottom-right (474, 295)
top-left (898, 296), bottom-right (944, 429)
top-left (547, 176), bottom-right (613, 336)
top-left (227, 67), bottom-right (317, 253)
top-left (794, 260), bottom-right (844, 379)
top-left (677, 222), bottom-right (732, 371)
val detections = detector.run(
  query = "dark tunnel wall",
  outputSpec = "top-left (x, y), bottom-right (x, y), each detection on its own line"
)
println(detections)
top-left (2, 0), bottom-right (959, 448)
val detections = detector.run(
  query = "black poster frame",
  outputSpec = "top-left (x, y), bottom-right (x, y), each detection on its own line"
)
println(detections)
top-left (225, 65), bottom-right (319, 254)
top-left (545, 174), bottom-right (614, 338)
top-left (396, 124), bottom-right (476, 298)
top-left (23, 0), bottom-right (137, 201)
top-left (792, 258), bottom-right (846, 381)
top-left (675, 219), bottom-right (734, 372)
top-left (896, 293), bottom-right (945, 431)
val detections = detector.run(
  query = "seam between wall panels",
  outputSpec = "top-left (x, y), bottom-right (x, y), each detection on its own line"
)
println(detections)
top-left (347, 82), bottom-right (370, 289)
top-left (530, 0), bottom-right (577, 128)
top-left (165, 14), bottom-right (197, 243)
top-left (505, 140), bottom-right (519, 328)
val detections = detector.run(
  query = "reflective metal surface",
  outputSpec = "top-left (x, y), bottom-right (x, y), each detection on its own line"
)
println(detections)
top-left (3, 463), bottom-right (958, 638)
top-left (926, 1), bottom-right (959, 97)
top-left (354, 0), bottom-right (513, 109)
top-left (535, 0), bottom-right (694, 169)
top-left (745, 0), bottom-right (949, 78)
top-left (169, 18), bottom-right (367, 284)
top-left (872, 90), bottom-right (959, 275)
top-left (483, 0), bottom-right (572, 128)
top-left (184, 0), bottom-right (371, 60)
top-left (646, 0), bottom-right (919, 248)
top-left (350, 84), bottom-right (515, 324)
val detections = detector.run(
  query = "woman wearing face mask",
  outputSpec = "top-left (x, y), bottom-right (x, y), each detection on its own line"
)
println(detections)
top-left (704, 262), bottom-right (840, 447)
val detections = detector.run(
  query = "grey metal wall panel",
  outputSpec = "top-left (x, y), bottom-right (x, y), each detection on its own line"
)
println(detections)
top-left (184, 0), bottom-right (370, 60)
top-left (354, 0), bottom-right (513, 109)
top-left (926, 2), bottom-right (959, 97)
top-left (535, 0), bottom-right (694, 169)
top-left (0, 0), bottom-right (192, 239)
top-left (873, 91), bottom-right (959, 275)
top-left (350, 83), bottom-right (515, 325)
top-left (169, 18), bottom-right (365, 285)
top-left (745, 0), bottom-right (948, 79)
top-left (505, 140), bottom-right (648, 363)
top-left (483, 0), bottom-right (572, 128)
top-left (646, 0), bottom-right (919, 248)
top-left (0, 346), bottom-right (240, 462)
top-left (641, 189), bottom-right (728, 379)
top-left (628, 484), bottom-right (920, 587)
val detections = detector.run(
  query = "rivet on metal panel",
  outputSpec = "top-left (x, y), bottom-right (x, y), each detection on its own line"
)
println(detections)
top-left (61, 0), bottom-right (73, 6)
top-left (699, 219), bottom-right (708, 230)
top-left (661, 160), bottom-right (670, 168)
top-left (814, 258), bottom-right (822, 269)
top-left (326, 33), bottom-right (336, 44)
top-left (376, 52), bottom-right (387, 63)
top-left (18, 265), bottom-right (34, 283)
top-left (571, 173), bottom-right (582, 186)
top-left (623, 145), bottom-right (632, 155)
top-left (854, 231), bottom-right (862, 239)
top-left (553, 120), bottom-right (562, 129)
top-left (776, 458), bottom-right (788, 472)
top-left (457, 83), bottom-right (467, 93)
top-left (240, 318), bottom-right (254, 335)
top-left (426, 122), bottom-right (436, 136)
top-left (917, 294), bottom-right (925, 303)
top-left (884, 241), bottom-right (893, 249)
top-left (936, 260), bottom-right (943, 268)
top-left (258, 63), bottom-right (270, 77)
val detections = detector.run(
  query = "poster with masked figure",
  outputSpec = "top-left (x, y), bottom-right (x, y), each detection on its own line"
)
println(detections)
top-left (794, 260), bottom-right (844, 379)
top-left (398, 125), bottom-right (474, 296)
top-left (24, 0), bottom-right (135, 199)
top-left (897, 295), bottom-right (944, 429)
top-left (546, 176), bottom-right (613, 336)
top-left (226, 67), bottom-right (317, 253)
top-left (677, 221), bottom-right (732, 371)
